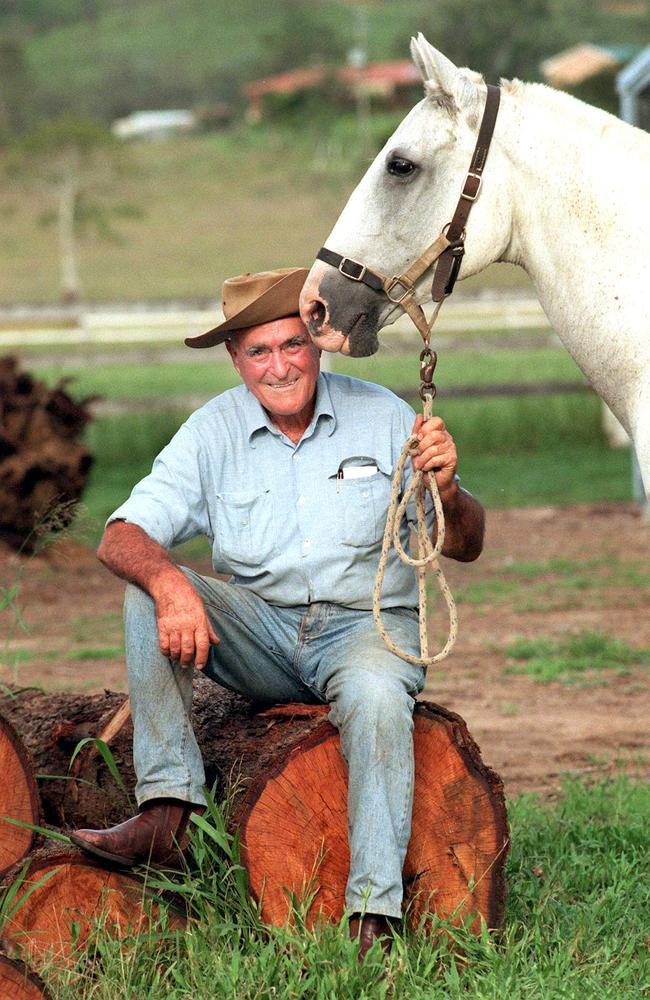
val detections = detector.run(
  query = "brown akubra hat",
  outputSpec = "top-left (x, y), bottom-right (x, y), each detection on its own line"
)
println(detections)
top-left (185, 267), bottom-right (309, 349)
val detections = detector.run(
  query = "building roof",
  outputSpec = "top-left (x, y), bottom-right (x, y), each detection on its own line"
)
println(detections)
top-left (112, 110), bottom-right (196, 139)
top-left (541, 43), bottom-right (638, 87)
top-left (243, 60), bottom-right (420, 100)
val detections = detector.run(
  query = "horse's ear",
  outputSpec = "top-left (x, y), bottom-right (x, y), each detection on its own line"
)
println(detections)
top-left (410, 34), bottom-right (478, 112)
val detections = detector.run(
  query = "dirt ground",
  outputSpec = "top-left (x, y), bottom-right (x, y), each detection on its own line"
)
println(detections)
top-left (1, 503), bottom-right (649, 799)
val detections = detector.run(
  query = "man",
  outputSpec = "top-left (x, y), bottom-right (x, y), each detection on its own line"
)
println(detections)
top-left (71, 268), bottom-right (485, 959)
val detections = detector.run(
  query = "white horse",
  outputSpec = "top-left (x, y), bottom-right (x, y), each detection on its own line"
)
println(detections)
top-left (299, 35), bottom-right (650, 500)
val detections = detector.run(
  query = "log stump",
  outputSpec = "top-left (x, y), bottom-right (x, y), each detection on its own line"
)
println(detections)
top-left (1, 845), bottom-right (181, 966)
top-left (0, 355), bottom-right (94, 551)
top-left (0, 717), bottom-right (40, 878)
top-left (0, 678), bottom-right (508, 933)
top-left (0, 955), bottom-right (52, 999)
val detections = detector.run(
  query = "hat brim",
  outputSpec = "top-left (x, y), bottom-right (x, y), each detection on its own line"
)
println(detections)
top-left (185, 268), bottom-right (310, 349)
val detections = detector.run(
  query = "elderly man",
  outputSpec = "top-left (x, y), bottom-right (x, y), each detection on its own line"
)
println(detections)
top-left (71, 268), bottom-right (485, 958)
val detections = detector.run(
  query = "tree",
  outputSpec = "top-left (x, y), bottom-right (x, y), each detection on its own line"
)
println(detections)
top-left (0, 37), bottom-right (32, 136)
top-left (5, 115), bottom-right (137, 303)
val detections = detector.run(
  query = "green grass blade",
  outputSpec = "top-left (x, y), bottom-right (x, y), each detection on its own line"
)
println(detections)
top-left (0, 816), bottom-right (71, 843)
top-left (68, 737), bottom-right (134, 810)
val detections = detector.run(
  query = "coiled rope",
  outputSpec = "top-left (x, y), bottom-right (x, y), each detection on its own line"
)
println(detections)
top-left (372, 378), bottom-right (458, 667)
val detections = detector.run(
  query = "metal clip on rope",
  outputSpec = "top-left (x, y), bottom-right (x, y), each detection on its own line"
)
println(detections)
top-left (372, 348), bottom-right (458, 667)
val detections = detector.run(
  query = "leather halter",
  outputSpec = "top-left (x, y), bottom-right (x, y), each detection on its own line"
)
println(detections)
top-left (317, 84), bottom-right (501, 345)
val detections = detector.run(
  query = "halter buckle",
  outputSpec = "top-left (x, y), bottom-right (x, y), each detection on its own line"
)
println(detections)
top-left (338, 257), bottom-right (367, 281)
top-left (384, 276), bottom-right (414, 304)
top-left (460, 172), bottom-right (482, 202)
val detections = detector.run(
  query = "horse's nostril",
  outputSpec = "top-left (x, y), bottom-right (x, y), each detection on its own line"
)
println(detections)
top-left (310, 301), bottom-right (326, 330)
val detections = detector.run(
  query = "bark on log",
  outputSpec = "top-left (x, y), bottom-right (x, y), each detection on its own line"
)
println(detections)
top-left (0, 954), bottom-right (52, 999)
top-left (0, 356), bottom-right (94, 551)
top-left (1, 845), bottom-right (181, 966)
top-left (0, 716), bottom-right (40, 878)
top-left (0, 678), bottom-right (509, 932)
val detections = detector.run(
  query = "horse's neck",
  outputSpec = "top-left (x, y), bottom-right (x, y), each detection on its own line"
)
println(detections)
top-left (500, 85), bottom-right (650, 348)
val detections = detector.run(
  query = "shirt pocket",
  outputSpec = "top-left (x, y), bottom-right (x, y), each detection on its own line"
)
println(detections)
top-left (330, 456), bottom-right (394, 548)
top-left (214, 489), bottom-right (277, 564)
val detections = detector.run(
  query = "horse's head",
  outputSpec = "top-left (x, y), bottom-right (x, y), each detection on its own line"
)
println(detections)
top-left (300, 35), bottom-right (513, 356)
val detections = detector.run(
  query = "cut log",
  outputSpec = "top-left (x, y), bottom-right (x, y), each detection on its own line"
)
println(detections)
top-left (0, 954), bottom-right (52, 999)
top-left (1, 845), bottom-right (182, 966)
top-left (0, 717), bottom-right (40, 878)
top-left (0, 356), bottom-right (94, 551)
top-left (0, 679), bottom-right (508, 933)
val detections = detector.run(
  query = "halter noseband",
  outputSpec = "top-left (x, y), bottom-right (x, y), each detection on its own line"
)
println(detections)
top-left (316, 84), bottom-right (501, 345)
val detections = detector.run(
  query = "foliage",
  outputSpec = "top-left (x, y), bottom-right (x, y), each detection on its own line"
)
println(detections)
top-left (30, 775), bottom-right (650, 999)
top-left (0, 36), bottom-right (33, 136)
top-left (4, 0), bottom-right (648, 125)
top-left (505, 630), bottom-right (650, 685)
top-left (4, 114), bottom-right (138, 300)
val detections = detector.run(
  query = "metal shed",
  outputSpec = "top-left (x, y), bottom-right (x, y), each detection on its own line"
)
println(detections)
top-left (616, 44), bottom-right (650, 127)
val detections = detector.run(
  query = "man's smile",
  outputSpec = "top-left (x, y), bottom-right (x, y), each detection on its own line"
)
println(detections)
top-left (265, 377), bottom-right (300, 390)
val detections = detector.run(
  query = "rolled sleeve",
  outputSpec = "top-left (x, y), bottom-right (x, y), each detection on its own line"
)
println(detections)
top-left (108, 423), bottom-right (210, 549)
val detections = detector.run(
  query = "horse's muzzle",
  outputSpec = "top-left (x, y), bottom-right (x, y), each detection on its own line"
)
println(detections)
top-left (299, 266), bottom-right (385, 356)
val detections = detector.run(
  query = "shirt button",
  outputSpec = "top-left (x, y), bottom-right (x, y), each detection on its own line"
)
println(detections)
top-left (302, 539), bottom-right (311, 549)
top-left (297, 495), bottom-right (306, 506)
top-left (241, 517), bottom-right (248, 526)
top-left (361, 489), bottom-right (369, 498)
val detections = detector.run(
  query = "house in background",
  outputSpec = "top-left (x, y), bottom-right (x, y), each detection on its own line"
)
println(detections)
top-left (112, 110), bottom-right (197, 141)
top-left (540, 42), bottom-right (640, 112)
top-left (243, 60), bottom-right (422, 122)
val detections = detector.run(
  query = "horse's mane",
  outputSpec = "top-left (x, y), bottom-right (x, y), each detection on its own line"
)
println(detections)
top-left (502, 77), bottom-right (650, 156)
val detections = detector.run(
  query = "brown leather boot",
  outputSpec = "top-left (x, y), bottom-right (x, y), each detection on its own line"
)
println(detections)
top-left (69, 799), bottom-right (196, 867)
top-left (349, 913), bottom-right (394, 963)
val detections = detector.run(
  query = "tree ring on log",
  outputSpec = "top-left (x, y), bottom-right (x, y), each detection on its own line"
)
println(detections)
top-left (0, 716), bottom-right (41, 878)
top-left (235, 700), bottom-right (508, 932)
top-left (0, 954), bottom-right (53, 999)
top-left (1, 845), bottom-right (184, 966)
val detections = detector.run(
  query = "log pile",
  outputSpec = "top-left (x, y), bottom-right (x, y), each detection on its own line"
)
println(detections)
top-left (0, 676), bottom-right (509, 978)
top-left (0, 954), bottom-right (52, 999)
top-left (0, 356), bottom-right (94, 551)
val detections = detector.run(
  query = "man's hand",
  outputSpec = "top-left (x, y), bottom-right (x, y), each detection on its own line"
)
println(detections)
top-left (411, 414), bottom-right (458, 499)
top-left (409, 414), bottom-right (485, 562)
top-left (97, 521), bottom-right (219, 671)
top-left (151, 572), bottom-right (219, 670)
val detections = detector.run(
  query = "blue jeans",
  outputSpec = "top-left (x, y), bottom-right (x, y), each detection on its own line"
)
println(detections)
top-left (124, 568), bottom-right (424, 917)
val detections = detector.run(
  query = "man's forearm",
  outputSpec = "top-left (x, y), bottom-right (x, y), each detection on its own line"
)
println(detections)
top-left (96, 520), bottom-right (185, 600)
top-left (434, 484), bottom-right (485, 562)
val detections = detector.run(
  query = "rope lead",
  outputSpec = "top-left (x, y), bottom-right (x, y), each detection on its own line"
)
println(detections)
top-left (372, 394), bottom-right (458, 667)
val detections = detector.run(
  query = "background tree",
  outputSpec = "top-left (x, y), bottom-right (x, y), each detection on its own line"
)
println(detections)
top-left (0, 37), bottom-right (32, 137)
top-left (5, 115), bottom-right (138, 303)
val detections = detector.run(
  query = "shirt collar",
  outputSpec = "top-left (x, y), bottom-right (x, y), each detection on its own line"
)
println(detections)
top-left (245, 372), bottom-right (336, 446)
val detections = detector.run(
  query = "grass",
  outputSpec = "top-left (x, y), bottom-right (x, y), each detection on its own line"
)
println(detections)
top-left (505, 630), bottom-right (650, 686)
top-left (0, 114), bottom-right (533, 306)
top-left (455, 556), bottom-right (650, 613)
top-left (25, 343), bottom-right (635, 545)
top-left (33, 344), bottom-right (580, 402)
top-left (25, 774), bottom-right (649, 999)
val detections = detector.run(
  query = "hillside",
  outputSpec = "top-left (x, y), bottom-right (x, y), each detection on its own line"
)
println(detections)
top-left (7, 0), bottom-right (646, 124)
top-left (20, 0), bottom-right (435, 120)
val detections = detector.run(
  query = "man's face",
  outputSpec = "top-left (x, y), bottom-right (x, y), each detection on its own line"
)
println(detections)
top-left (226, 316), bottom-right (321, 421)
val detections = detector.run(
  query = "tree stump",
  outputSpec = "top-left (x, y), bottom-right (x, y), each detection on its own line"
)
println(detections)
top-left (0, 355), bottom-right (94, 551)
top-left (1, 845), bottom-right (181, 966)
top-left (0, 954), bottom-right (52, 999)
top-left (0, 716), bottom-right (40, 878)
top-left (0, 678), bottom-right (509, 933)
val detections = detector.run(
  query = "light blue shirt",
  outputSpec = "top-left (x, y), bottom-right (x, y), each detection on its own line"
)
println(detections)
top-left (110, 371), bottom-right (435, 610)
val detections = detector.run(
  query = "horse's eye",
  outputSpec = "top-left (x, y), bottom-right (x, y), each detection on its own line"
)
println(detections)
top-left (387, 157), bottom-right (417, 178)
